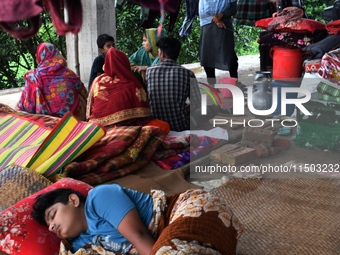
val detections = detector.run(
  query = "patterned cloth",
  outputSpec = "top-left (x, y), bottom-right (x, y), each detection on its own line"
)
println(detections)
top-left (17, 42), bottom-right (88, 120)
top-left (0, 105), bottom-right (164, 186)
top-left (268, 7), bottom-right (304, 31)
top-left (0, 103), bottom-right (60, 129)
top-left (27, 113), bottom-right (105, 178)
top-left (58, 125), bottom-right (165, 186)
top-left (318, 47), bottom-right (340, 86)
top-left (259, 31), bottom-right (313, 49)
top-left (146, 59), bottom-right (201, 131)
top-left (234, 0), bottom-right (274, 26)
top-left (150, 189), bottom-right (242, 254)
top-left (87, 47), bottom-right (152, 127)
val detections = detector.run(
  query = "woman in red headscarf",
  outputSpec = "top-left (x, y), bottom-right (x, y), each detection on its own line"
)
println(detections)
top-left (86, 47), bottom-right (153, 127)
top-left (17, 42), bottom-right (88, 120)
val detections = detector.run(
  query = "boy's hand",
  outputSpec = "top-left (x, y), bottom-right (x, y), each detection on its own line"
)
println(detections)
top-left (133, 66), bottom-right (148, 74)
top-left (118, 208), bottom-right (155, 255)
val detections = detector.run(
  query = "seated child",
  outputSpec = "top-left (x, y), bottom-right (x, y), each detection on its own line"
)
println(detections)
top-left (88, 33), bottom-right (115, 90)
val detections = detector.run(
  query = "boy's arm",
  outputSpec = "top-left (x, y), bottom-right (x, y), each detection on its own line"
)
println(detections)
top-left (89, 185), bottom-right (154, 254)
top-left (117, 208), bottom-right (155, 255)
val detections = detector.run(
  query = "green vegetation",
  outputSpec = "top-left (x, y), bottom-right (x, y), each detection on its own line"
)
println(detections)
top-left (0, 11), bottom-right (65, 89)
top-left (115, 3), bottom-right (262, 65)
top-left (0, 0), bottom-right (335, 89)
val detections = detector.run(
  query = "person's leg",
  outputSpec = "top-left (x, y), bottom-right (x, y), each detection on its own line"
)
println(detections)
top-left (203, 66), bottom-right (216, 86)
top-left (224, 19), bottom-right (238, 79)
top-left (228, 51), bottom-right (238, 79)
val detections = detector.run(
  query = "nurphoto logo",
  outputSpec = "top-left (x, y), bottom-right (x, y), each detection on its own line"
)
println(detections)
top-left (200, 83), bottom-right (312, 128)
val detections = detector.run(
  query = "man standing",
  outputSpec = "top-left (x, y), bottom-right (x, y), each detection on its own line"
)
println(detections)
top-left (199, 0), bottom-right (238, 85)
top-left (146, 36), bottom-right (202, 131)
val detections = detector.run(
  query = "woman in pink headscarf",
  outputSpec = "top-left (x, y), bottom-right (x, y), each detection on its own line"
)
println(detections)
top-left (17, 42), bottom-right (88, 120)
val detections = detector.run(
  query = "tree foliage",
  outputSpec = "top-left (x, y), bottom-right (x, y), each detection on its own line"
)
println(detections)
top-left (0, 11), bottom-right (65, 89)
top-left (304, 0), bottom-right (334, 21)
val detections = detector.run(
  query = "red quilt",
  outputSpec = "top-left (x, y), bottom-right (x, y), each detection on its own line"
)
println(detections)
top-left (59, 125), bottom-right (165, 185)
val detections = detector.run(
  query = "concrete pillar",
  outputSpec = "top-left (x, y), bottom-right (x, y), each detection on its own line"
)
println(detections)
top-left (66, 0), bottom-right (116, 87)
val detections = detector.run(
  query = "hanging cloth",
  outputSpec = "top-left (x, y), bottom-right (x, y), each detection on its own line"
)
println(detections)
top-left (0, 0), bottom-right (83, 39)
top-left (179, 0), bottom-right (199, 37)
top-left (127, 0), bottom-right (182, 33)
top-left (141, 9), bottom-right (179, 32)
top-left (46, 0), bottom-right (83, 35)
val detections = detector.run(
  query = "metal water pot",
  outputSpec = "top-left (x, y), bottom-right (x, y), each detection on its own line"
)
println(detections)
top-left (251, 81), bottom-right (272, 110)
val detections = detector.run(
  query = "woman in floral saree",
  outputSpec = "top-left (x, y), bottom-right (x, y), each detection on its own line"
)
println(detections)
top-left (17, 42), bottom-right (88, 120)
top-left (86, 47), bottom-right (152, 127)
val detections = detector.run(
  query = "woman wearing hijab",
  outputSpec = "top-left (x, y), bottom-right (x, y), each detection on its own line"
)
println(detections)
top-left (17, 42), bottom-right (88, 120)
top-left (86, 47), bottom-right (153, 127)
top-left (129, 28), bottom-right (167, 89)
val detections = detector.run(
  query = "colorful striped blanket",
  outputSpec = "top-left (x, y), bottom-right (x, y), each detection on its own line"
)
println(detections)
top-left (0, 115), bottom-right (52, 170)
top-left (0, 103), bottom-right (166, 185)
top-left (0, 110), bottom-right (105, 179)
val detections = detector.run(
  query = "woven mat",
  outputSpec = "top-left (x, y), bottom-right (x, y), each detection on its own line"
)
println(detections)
top-left (210, 178), bottom-right (340, 255)
top-left (0, 164), bottom-right (52, 211)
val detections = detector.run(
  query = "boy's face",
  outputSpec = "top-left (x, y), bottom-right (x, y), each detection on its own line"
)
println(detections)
top-left (99, 41), bottom-right (115, 55)
top-left (44, 194), bottom-right (86, 239)
top-left (142, 35), bottom-right (151, 53)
